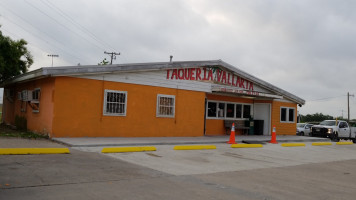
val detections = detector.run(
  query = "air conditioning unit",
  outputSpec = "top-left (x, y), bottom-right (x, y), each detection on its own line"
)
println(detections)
top-left (21, 90), bottom-right (33, 101)
top-left (27, 90), bottom-right (33, 101)
top-left (18, 92), bottom-right (22, 100)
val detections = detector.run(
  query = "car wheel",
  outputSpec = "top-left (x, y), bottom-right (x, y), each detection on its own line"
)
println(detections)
top-left (353, 137), bottom-right (356, 143)
top-left (301, 132), bottom-right (304, 136)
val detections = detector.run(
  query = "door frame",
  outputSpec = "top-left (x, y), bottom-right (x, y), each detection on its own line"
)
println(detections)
top-left (253, 103), bottom-right (271, 136)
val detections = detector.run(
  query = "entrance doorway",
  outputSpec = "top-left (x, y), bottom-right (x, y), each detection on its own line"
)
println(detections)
top-left (253, 103), bottom-right (271, 135)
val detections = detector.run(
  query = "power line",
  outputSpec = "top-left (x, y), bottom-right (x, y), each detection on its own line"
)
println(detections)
top-left (307, 95), bottom-right (346, 102)
top-left (41, 0), bottom-right (129, 64)
top-left (43, 0), bottom-right (130, 64)
top-left (0, 14), bottom-right (85, 62)
top-left (24, 0), bottom-right (106, 52)
top-left (42, 0), bottom-right (117, 51)
top-left (0, 4), bottom-right (93, 62)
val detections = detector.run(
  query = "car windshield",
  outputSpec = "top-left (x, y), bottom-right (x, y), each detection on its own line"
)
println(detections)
top-left (297, 124), bottom-right (305, 128)
top-left (319, 121), bottom-right (336, 126)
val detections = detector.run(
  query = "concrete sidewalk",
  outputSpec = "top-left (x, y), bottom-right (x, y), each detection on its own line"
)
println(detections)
top-left (0, 137), bottom-right (66, 148)
top-left (53, 135), bottom-right (330, 147)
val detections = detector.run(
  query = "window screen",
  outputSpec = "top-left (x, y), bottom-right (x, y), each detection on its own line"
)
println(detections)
top-left (104, 90), bottom-right (127, 116)
top-left (157, 94), bottom-right (175, 117)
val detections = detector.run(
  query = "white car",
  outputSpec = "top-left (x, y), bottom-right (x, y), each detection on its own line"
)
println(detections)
top-left (296, 123), bottom-right (313, 136)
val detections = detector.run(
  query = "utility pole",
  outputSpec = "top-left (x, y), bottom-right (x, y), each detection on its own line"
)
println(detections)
top-left (341, 109), bottom-right (344, 119)
top-left (104, 51), bottom-right (120, 65)
top-left (347, 92), bottom-right (355, 123)
top-left (47, 54), bottom-right (59, 67)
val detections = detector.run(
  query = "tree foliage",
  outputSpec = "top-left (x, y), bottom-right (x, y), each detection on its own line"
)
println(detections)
top-left (0, 28), bottom-right (33, 83)
top-left (300, 112), bottom-right (334, 123)
top-left (98, 58), bottom-right (109, 65)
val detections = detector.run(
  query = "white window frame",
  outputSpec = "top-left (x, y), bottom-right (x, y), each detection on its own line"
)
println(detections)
top-left (103, 89), bottom-right (127, 116)
top-left (206, 100), bottom-right (253, 120)
top-left (156, 94), bottom-right (175, 118)
top-left (280, 107), bottom-right (295, 123)
top-left (31, 88), bottom-right (41, 113)
top-left (32, 88), bottom-right (41, 102)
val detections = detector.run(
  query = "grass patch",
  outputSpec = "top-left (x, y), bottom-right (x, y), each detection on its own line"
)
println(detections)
top-left (0, 124), bottom-right (49, 139)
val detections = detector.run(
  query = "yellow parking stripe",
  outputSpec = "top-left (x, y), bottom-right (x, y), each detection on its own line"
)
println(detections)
top-left (231, 144), bottom-right (263, 148)
top-left (173, 145), bottom-right (216, 150)
top-left (0, 148), bottom-right (70, 155)
top-left (281, 143), bottom-right (305, 147)
top-left (312, 142), bottom-right (332, 146)
top-left (336, 142), bottom-right (354, 145)
top-left (101, 146), bottom-right (156, 153)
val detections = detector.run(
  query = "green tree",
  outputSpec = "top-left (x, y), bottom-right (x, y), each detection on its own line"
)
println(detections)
top-left (98, 58), bottom-right (109, 65)
top-left (300, 112), bottom-right (333, 123)
top-left (0, 28), bottom-right (33, 83)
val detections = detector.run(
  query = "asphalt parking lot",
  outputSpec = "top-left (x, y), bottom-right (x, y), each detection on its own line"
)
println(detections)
top-left (1, 138), bottom-right (356, 199)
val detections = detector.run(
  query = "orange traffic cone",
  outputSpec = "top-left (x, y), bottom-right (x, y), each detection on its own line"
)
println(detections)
top-left (227, 123), bottom-right (237, 144)
top-left (269, 126), bottom-right (278, 144)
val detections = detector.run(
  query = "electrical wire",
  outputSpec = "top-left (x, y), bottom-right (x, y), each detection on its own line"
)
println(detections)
top-left (1, 14), bottom-right (85, 63)
top-left (24, 0), bottom-right (106, 52)
top-left (42, 0), bottom-right (129, 64)
top-left (0, 3), bottom-right (98, 64)
top-left (307, 95), bottom-right (347, 102)
top-left (43, 0), bottom-right (117, 51)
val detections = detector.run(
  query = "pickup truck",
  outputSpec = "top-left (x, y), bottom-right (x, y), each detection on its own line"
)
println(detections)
top-left (310, 120), bottom-right (356, 142)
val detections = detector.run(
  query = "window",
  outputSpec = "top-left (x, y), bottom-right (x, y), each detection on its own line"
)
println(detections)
top-left (288, 108), bottom-right (294, 122)
top-left (235, 104), bottom-right (242, 118)
top-left (157, 94), bottom-right (175, 117)
top-left (243, 105), bottom-right (251, 118)
top-left (206, 100), bottom-right (252, 120)
top-left (339, 122), bottom-right (348, 128)
top-left (226, 103), bottom-right (235, 118)
top-left (32, 89), bottom-right (40, 102)
top-left (5, 89), bottom-right (14, 102)
top-left (207, 102), bottom-right (217, 117)
top-left (30, 88), bottom-right (41, 113)
top-left (281, 108), bottom-right (287, 121)
top-left (103, 90), bottom-right (127, 116)
top-left (218, 103), bottom-right (225, 118)
top-left (280, 107), bottom-right (295, 122)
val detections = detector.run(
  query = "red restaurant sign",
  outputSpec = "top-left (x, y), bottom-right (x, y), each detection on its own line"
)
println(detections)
top-left (166, 67), bottom-right (254, 91)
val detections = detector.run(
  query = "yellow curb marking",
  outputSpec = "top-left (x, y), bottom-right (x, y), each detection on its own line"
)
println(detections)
top-left (173, 145), bottom-right (216, 150)
top-left (312, 142), bottom-right (332, 146)
top-left (281, 143), bottom-right (305, 147)
top-left (101, 146), bottom-right (156, 153)
top-left (231, 144), bottom-right (263, 148)
top-left (0, 148), bottom-right (70, 155)
top-left (336, 142), bottom-right (354, 145)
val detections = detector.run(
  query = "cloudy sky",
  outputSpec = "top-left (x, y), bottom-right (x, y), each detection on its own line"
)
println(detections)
top-left (1, 0), bottom-right (356, 118)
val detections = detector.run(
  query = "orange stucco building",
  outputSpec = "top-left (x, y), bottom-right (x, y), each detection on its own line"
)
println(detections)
top-left (1, 60), bottom-right (305, 138)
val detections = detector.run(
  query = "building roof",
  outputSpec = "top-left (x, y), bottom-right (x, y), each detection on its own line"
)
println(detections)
top-left (2, 60), bottom-right (305, 105)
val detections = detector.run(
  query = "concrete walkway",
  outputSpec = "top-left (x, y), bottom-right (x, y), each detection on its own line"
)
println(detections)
top-left (53, 135), bottom-right (330, 147)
